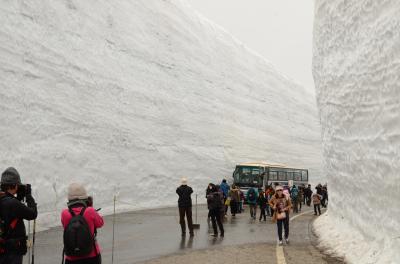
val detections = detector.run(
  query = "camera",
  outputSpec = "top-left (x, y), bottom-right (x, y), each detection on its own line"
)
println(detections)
top-left (16, 184), bottom-right (31, 201)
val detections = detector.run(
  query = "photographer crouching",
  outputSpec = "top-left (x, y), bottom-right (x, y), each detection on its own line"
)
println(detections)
top-left (0, 167), bottom-right (37, 264)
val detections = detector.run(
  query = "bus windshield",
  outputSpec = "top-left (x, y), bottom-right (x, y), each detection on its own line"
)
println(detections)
top-left (233, 166), bottom-right (263, 187)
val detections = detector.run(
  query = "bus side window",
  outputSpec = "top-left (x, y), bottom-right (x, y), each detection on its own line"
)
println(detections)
top-left (278, 171), bottom-right (286, 181)
top-left (301, 170), bottom-right (308, 181)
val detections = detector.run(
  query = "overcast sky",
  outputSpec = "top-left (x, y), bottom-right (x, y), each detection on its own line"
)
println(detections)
top-left (187, 0), bottom-right (315, 93)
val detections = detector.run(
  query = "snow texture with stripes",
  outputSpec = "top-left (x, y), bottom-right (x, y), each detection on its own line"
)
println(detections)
top-left (313, 1), bottom-right (400, 263)
top-left (0, 0), bottom-right (322, 229)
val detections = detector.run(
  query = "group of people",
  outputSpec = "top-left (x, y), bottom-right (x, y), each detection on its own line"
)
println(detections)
top-left (176, 178), bottom-right (329, 246)
top-left (0, 167), bottom-right (103, 264)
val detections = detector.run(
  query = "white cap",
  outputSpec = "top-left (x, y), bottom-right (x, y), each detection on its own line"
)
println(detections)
top-left (68, 183), bottom-right (88, 201)
top-left (181, 177), bottom-right (187, 185)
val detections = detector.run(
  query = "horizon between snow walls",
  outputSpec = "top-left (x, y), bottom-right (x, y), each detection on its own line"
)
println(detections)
top-left (1, 0), bottom-right (322, 229)
top-left (313, 1), bottom-right (400, 263)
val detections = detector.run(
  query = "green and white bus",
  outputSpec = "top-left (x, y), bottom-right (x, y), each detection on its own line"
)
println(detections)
top-left (232, 162), bottom-right (309, 192)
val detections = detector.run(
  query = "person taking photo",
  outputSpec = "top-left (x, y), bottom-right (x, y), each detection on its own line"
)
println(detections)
top-left (0, 167), bottom-right (37, 264)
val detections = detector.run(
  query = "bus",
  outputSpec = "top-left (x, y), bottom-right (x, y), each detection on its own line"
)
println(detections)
top-left (232, 162), bottom-right (309, 194)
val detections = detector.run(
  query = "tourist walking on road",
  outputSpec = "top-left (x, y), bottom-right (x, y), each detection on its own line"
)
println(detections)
top-left (206, 185), bottom-right (224, 237)
top-left (269, 185), bottom-right (292, 245)
top-left (61, 183), bottom-right (104, 264)
top-left (0, 167), bottom-right (37, 264)
top-left (257, 191), bottom-right (267, 221)
top-left (206, 183), bottom-right (214, 225)
top-left (247, 187), bottom-right (258, 219)
top-left (312, 189), bottom-right (322, 216)
top-left (290, 185), bottom-right (299, 213)
top-left (265, 186), bottom-right (274, 216)
top-left (321, 185), bottom-right (328, 208)
top-left (305, 184), bottom-right (312, 206)
top-left (220, 179), bottom-right (230, 215)
top-left (298, 185), bottom-right (304, 212)
top-left (228, 185), bottom-right (240, 216)
top-left (176, 178), bottom-right (194, 236)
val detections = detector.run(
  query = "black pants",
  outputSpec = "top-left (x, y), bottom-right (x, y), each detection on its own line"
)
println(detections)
top-left (230, 200), bottom-right (237, 215)
top-left (306, 196), bottom-right (311, 206)
top-left (276, 214), bottom-right (289, 241)
top-left (65, 255), bottom-right (101, 264)
top-left (314, 204), bottom-right (321, 215)
top-left (0, 254), bottom-right (23, 264)
top-left (321, 198), bottom-right (327, 208)
top-left (292, 198), bottom-right (299, 213)
top-left (179, 207), bottom-right (193, 234)
top-left (259, 207), bottom-right (266, 221)
top-left (209, 208), bottom-right (224, 234)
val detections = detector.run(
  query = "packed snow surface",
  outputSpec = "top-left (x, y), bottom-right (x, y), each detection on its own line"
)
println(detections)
top-left (0, 0), bottom-right (322, 229)
top-left (313, 1), bottom-right (400, 263)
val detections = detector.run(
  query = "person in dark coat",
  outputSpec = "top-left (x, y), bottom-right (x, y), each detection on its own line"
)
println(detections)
top-left (206, 185), bottom-right (224, 237)
top-left (305, 184), bottom-right (312, 206)
top-left (176, 178), bottom-right (194, 236)
top-left (257, 191), bottom-right (267, 221)
top-left (206, 183), bottom-right (215, 225)
top-left (0, 167), bottom-right (37, 264)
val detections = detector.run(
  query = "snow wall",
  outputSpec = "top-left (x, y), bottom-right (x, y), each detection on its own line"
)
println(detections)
top-left (313, 1), bottom-right (400, 263)
top-left (0, 0), bottom-right (322, 229)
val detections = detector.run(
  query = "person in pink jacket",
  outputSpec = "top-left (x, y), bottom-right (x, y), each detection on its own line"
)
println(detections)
top-left (61, 183), bottom-right (104, 264)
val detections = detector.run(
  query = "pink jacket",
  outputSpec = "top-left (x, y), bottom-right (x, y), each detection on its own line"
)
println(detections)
top-left (61, 206), bottom-right (104, 261)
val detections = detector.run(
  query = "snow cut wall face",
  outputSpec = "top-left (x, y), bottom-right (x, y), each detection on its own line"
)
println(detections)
top-left (313, 1), bottom-right (400, 263)
top-left (1, 0), bottom-right (322, 229)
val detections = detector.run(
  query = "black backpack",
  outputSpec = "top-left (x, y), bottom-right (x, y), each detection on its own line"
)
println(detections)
top-left (63, 207), bottom-right (95, 257)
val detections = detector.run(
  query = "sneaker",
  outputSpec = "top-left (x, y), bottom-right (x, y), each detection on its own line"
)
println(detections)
top-left (285, 238), bottom-right (289, 244)
top-left (211, 233), bottom-right (218, 237)
top-left (278, 240), bottom-right (283, 246)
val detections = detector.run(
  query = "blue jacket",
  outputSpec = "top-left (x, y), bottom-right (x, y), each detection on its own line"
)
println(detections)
top-left (220, 182), bottom-right (230, 198)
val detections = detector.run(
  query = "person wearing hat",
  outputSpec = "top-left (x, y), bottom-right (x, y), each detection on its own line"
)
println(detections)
top-left (176, 178), bottom-right (194, 237)
top-left (269, 185), bottom-right (292, 245)
top-left (61, 183), bottom-right (104, 264)
top-left (0, 167), bottom-right (37, 264)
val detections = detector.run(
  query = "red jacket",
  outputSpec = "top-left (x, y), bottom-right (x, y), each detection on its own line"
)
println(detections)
top-left (61, 206), bottom-right (104, 261)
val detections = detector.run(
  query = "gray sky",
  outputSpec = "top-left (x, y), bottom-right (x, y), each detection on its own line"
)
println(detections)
top-left (186, 0), bottom-right (315, 93)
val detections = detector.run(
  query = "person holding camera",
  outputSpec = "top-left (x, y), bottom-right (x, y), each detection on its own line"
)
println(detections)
top-left (0, 167), bottom-right (37, 264)
top-left (61, 183), bottom-right (104, 264)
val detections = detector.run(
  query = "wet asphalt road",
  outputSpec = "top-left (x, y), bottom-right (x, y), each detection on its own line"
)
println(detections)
top-left (32, 204), bottom-right (343, 264)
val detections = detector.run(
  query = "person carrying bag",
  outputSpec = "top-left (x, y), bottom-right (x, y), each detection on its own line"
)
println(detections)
top-left (269, 185), bottom-right (292, 245)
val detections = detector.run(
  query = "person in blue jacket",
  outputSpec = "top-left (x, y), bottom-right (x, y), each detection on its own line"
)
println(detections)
top-left (220, 179), bottom-right (230, 215)
top-left (246, 187), bottom-right (258, 219)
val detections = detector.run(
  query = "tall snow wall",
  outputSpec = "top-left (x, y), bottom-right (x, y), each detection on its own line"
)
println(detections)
top-left (0, 0), bottom-right (322, 229)
top-left (313, 1), bottom-right (400, 263)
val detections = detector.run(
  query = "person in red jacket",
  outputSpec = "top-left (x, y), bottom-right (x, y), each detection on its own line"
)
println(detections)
top-left (61, 183), bottom-right (104, 264)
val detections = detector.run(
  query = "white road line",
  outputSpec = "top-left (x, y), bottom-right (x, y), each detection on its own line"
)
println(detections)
top-left (276, 210), bottom-right (314, 264)
top-left (290, 210), bottom-right (314, 221)
top-left (276, 245), bottom-right (287, 264)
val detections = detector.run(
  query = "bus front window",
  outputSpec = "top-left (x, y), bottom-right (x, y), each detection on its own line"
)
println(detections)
top-left (233, 166), bottom-right (262, 187)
